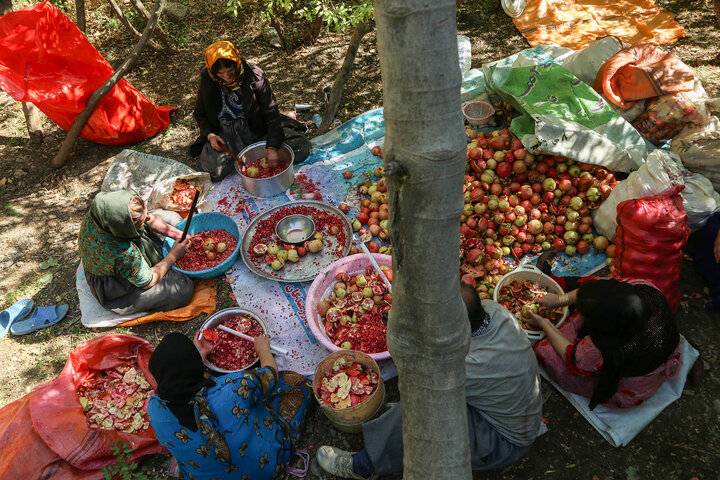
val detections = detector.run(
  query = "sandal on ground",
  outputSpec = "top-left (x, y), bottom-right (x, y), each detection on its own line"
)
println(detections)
top-left (0, 299), bottom-right (34, 338)
top-left (10, 304), bottom-right (69, 335)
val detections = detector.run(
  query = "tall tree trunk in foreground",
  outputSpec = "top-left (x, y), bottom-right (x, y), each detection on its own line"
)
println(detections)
top-left (376, 0), bottom-right (471, 479)
top-left (52, 0), bottom-right (165, 167)
top-left (1, 0), bottom-right (44, 143)
top-left (318, 21), bottom-right (371, 134)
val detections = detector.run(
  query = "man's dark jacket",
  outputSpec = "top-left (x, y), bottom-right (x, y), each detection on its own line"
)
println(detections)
top-left (190, 59), bottom-right (284, 157)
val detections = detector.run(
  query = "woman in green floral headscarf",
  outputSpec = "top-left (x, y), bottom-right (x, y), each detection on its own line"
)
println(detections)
top-left (78, 190), bottom-right (194, 314)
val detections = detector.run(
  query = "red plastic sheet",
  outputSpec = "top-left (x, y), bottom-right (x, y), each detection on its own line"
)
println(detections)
top-left (0, 2), bottom-right (175, 145)
top-left (613, 187), bottom-right (690, 312)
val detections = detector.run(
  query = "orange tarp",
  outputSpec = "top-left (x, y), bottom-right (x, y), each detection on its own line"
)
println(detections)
top-left (116, 279), bottom-right (217, 327)
top-left (513, 0), bottom-right (686, 50)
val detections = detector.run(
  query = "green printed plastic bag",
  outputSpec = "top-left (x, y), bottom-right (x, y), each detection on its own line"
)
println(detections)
top-left (489, 63), bottom-right (648, 172)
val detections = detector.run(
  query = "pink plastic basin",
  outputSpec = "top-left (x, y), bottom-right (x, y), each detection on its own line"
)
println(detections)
top-left (305, 253), bottom-right (392, 361)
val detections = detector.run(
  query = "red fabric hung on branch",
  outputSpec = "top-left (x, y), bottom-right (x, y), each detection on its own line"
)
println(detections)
top-left (0, 2), bottom-right (175, 145)
top-left (613, 186), bottom-right (690, 312)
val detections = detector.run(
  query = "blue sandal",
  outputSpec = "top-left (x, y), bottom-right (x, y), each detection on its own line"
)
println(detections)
top-left (10, 304), bottom-right (68, 335)
top-left (0, 299), bottom-right (34, 338)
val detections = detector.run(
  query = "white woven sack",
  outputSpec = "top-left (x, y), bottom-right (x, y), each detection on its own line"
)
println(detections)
top-left (671, 117), bottom-right (720, 191)
top-left (593, 150), bottom-right (684, 239)
top-left (680, 172), bottom-right (720, 230)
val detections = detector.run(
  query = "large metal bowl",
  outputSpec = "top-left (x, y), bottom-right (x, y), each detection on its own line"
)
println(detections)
top-left (199, 307), bottom-right (268, 374)
top-left (235, 141), bottom-right (295, 197)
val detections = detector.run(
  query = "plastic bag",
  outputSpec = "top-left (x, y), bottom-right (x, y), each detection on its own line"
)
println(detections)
top-left (593, 149), bottom-right (684, 239)
top-left (671, 116), bottom-right (720, 191)
top-left (0, 335), bottom-right (165, 478)
top-left (679, 172), bottom-right (720, 231)
top-left (561, 36), bottom-right (625, 86)
top-left (146, 173), bottom-right (212, 214)
top-left (632, 82), bottom-right (710, 145)
top-left (458, 35), bottom-right (472, 76)
top-left (613, 187), bottom-right (690, 312)
top-left (30, 335), bottom-right (164, 470)
top-left (0, 2), bottom-right (174, 145)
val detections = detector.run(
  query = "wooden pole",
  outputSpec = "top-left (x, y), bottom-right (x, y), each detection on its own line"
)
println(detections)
top-left (108, 0), bottom-right (163, 51)
top-left (75, 0), bottom-right (86, 33)
top-left (52, 0), bottom-right (166, 167)
top-left (318, 21), bottom-right (371, 134)
top-left (2, 0), bottom-right (45, 143)
top-left (128, 0), bottom-right (174, 50)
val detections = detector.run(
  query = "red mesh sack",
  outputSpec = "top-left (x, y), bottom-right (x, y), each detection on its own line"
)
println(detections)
top-left (0, 2), bottom-right (174, 145)
top-left (613, 186), bottom-right (690, 312)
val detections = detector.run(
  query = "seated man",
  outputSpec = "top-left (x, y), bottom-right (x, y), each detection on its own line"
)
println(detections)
top-left (317, 284), bottom-right (544, 479)
top-left (190, 40), bottom-right (311, 181)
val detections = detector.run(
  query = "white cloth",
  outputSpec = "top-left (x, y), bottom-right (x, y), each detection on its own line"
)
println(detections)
top-left (540, 336), bottom-right (699, 447)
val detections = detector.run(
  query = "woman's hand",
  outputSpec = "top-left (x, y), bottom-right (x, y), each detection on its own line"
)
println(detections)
top-left (193, 331), bottom-right (215, 361)
top-left (538, 293), bottom-right (561, 309)
top-left (170, 237), bottom-right (192, 259)
top-left (524, 311), bottom-right (547, 329)
top-left (253, 334), bottom-right (272, 355)
top-left (208, 133), bottom-right (226, 152)
top-left (265, 148), bottom-right (279, 168)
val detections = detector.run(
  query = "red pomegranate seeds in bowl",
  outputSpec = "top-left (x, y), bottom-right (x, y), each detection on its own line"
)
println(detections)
top-left (163, 212), bottom-right (241, 279)
top-left (199, 307), bottom-right (269, 374)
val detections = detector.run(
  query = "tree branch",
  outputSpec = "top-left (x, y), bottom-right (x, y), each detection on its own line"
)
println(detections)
top-left (52, 0), bottom-right (166, 167)
top-left (128, 0), bottom-right (174, 51)
top-left (318, 20), bottom-right (371, 134)
top-left (107, 0), bottom-right (162, 51)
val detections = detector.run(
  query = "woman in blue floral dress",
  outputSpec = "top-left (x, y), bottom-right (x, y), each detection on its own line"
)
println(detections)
top-left (148, 332), bottom-right (312, 480)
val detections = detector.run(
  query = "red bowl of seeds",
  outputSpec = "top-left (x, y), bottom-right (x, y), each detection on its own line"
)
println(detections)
top-left (199, 307), bottom-right (268, 374)
top-left (306, 254), bottom-right (392, 361)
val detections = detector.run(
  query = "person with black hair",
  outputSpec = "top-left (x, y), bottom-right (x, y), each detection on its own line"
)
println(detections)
top-left (317, 284), bottom-right (543, 480)
top-left (147, 332), bottom-right (312, 480)
top-left (527, 278), bottom-right (682, 409)
top-left (190, 40), bottom-right (311, 181)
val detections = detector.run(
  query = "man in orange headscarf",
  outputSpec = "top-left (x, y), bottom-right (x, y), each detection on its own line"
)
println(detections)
top-left (190, 41), bottom-right (310, 181)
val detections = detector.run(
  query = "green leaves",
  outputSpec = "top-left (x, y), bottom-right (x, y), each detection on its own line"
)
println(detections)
top-left (101, 442), bottom-right (148, 480)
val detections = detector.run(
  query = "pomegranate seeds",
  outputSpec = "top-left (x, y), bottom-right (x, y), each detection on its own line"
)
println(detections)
top-left (206, 315), bottom-right (264, 371)
top-left (319, 271), bottom-right (391, 354)
top-left (169, 179), bottom-right (201, 208)
top-left (77, 360), bottom-right (154, 433)
top-left (319, 358), bottom-right (379, 409)
top-left (240, 156), bottom-right (291, 179)
top-left (176, 228), bottom-right (237, 271)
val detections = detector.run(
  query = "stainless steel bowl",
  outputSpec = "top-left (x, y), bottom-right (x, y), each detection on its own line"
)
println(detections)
top-left (275, 214), bottom-right (315, 244)
top-left (199, 307), bottom-right (268, 374)
top-left (235, 141), bottom-right (295, 197)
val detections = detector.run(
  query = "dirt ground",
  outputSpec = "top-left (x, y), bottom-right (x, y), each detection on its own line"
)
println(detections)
top-left (1, 0), bottom-right (719, 478)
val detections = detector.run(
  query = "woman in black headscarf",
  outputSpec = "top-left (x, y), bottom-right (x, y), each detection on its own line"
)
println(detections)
top-left (78, 190), bottom-right (194, 314)
top-left (527, 278), bottom-right (681, 409)
top-left (147, 332), bottom-right (312, 479)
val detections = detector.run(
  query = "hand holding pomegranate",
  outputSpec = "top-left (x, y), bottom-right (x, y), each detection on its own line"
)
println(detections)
top-left (193, 331), bottom-right (215, 361)
top-left (537, 292), bottom-right (562, 309)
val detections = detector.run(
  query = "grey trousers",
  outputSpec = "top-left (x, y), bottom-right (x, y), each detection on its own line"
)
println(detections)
top-left (361, 403), bottom-right (530, 475)
top-left (85, 209), bottom-right (194, 315)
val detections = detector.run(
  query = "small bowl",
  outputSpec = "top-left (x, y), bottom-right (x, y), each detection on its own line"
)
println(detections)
top-left (462, 101), bottom-right (495, 127)
top-left (200, 307), bottom-right (268, 374)
top-left (275, 214), bottom-right (315, 244)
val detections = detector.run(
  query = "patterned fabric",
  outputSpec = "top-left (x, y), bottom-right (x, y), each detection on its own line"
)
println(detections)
top-left (471, 312), bottom-right (490, 337)
top-left (219, 88), bottom-right (244, 123)
top-left (78, 211), bottom-right (152, 287)
top-left (534, 311), bottom-right (682, 408)
top-left (148, 367), bottom-right (312, 480)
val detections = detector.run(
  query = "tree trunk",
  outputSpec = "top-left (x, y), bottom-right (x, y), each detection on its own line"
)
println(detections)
top-left (52, 0), bottom-right (166, 167)
top-left (713, 0), bottom-right (720, 28)
top-left (128, 0), bottom-right (174, 50)
top-left (318, 21), bottom-right (371, 134)
top-left (1, 0), bottom-right (45, 142)
top-left (375, 0), bottom-right (471, 479)
top-left (75, 0), bottom-right (86, 33)
top-left (269, 17), bottom-right (288, 51)
top-left (107, 0), bottom-right (163, 51)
